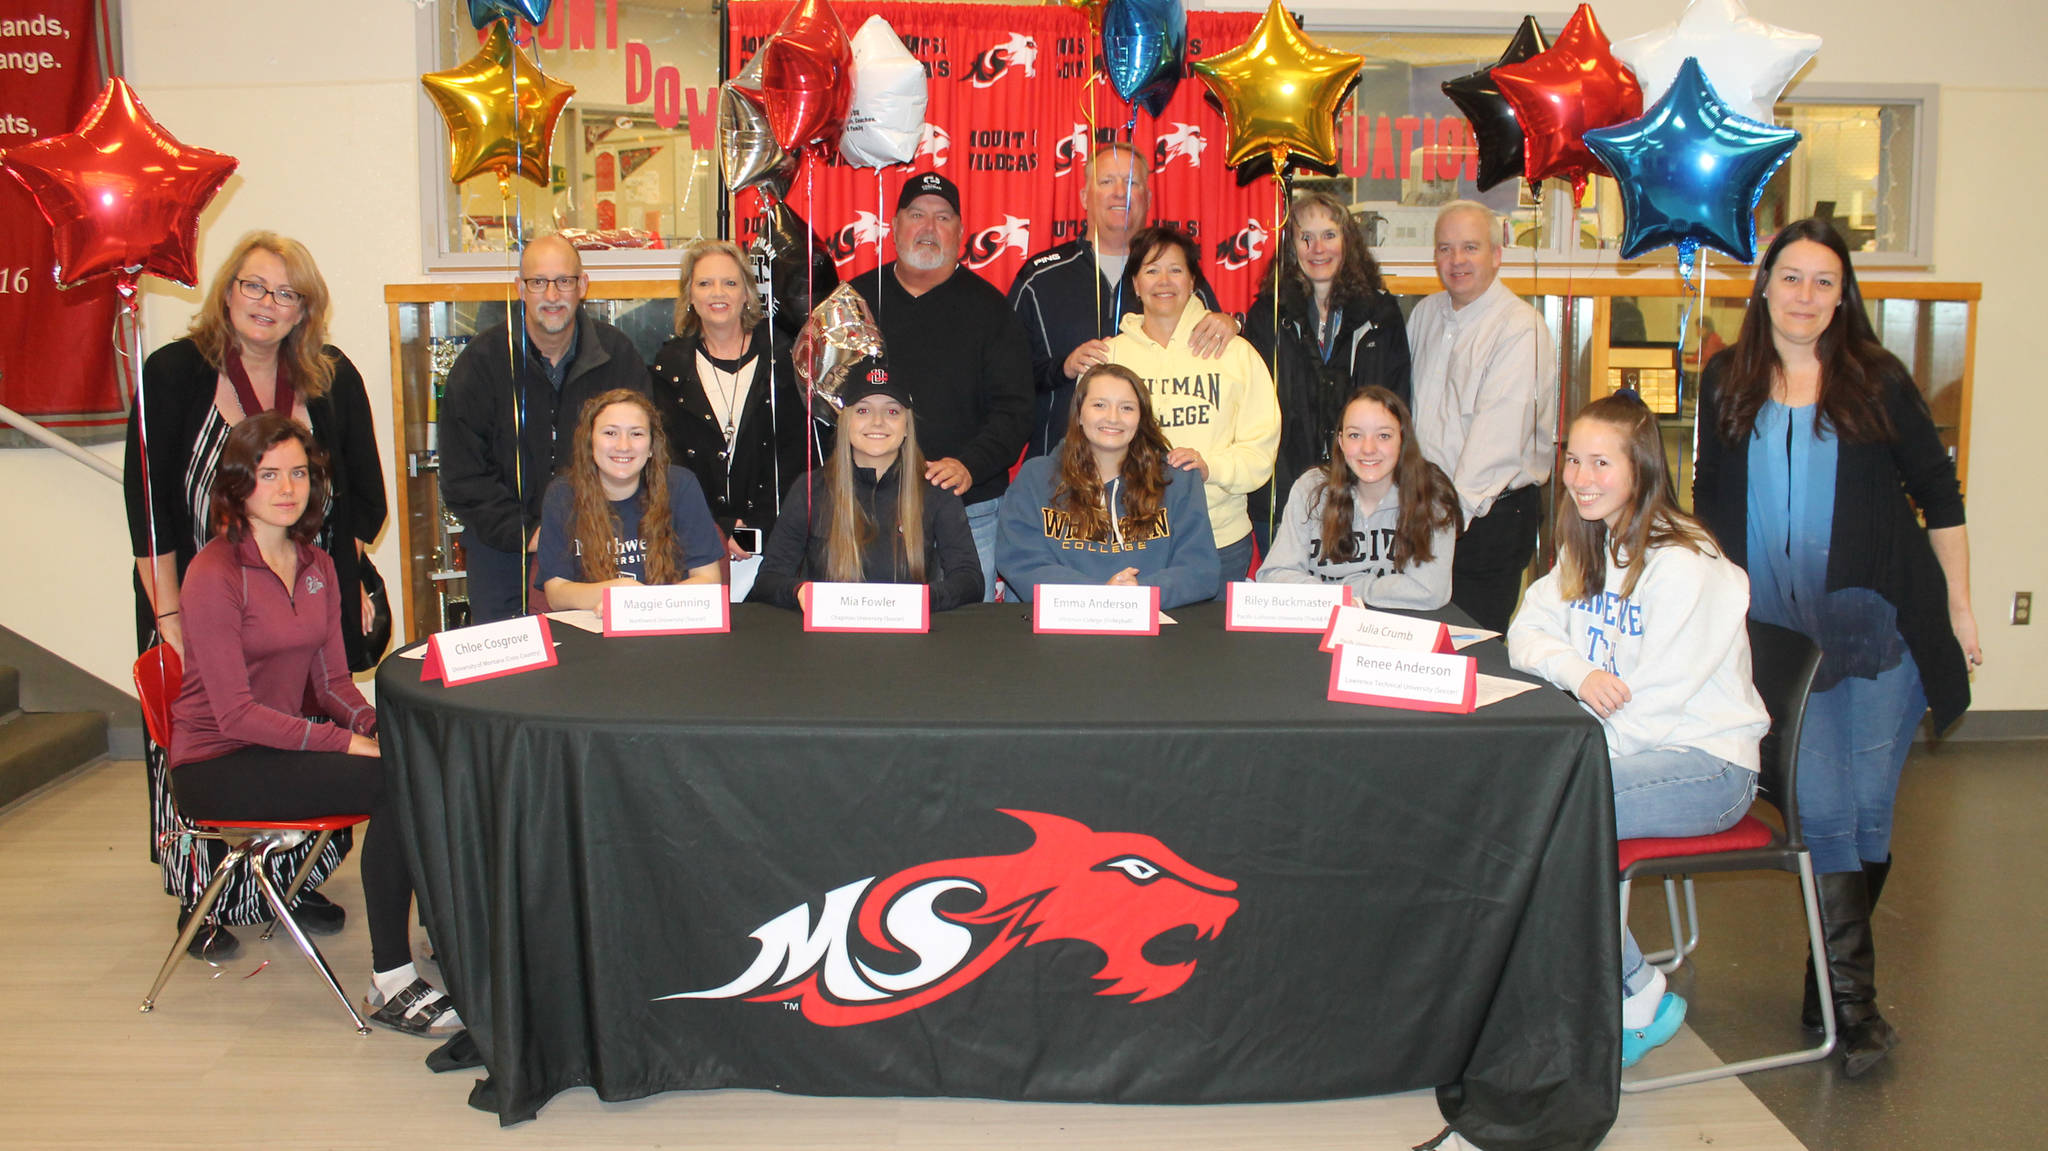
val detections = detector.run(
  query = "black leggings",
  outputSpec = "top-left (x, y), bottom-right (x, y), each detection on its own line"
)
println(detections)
top-left (170, 748), bottom-right (414, 973)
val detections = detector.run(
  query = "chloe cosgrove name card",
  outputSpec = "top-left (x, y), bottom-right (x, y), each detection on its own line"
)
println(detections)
top-left (803, 582), bottom-right (931, 633)
top-left (1031, 584), bottom-right (1161, 635)
top-left (1224, 582), bottom-right (1352, 633)
top-left (423, 615), bottom-right (558, 686)
top-left (601, 584), bottom-right (730, 636)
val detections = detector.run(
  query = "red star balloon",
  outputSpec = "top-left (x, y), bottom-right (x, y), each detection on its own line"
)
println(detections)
top-left (756, 0), bottom-right (854, 154)
top-left (421, 21), bottom-right (576, 187)
top-left (0, 78), bottom-right (237, 290)
top-left (1491, 4), bottom-right (1641, 203)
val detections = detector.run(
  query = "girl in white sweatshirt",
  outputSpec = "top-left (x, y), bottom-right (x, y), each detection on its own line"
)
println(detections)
top-left (1254, 386), bottom-right (1459, 608)
top-left (1508, 391), bottom-right (1769, 1068)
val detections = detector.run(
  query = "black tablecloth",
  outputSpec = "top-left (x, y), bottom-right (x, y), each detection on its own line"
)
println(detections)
top-left (377, 601), bottom-right (1619, 1147)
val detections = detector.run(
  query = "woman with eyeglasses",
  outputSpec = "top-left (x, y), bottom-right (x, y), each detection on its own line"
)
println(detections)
top-left (124, 232), bottom-right (387, 963)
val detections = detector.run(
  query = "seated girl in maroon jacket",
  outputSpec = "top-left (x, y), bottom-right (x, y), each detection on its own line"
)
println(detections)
top-left (171, 412), bottom-right (457, 1037)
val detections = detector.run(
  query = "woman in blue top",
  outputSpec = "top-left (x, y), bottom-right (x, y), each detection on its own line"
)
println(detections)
top-left (997, 363), bottom-right (1220, 607)
top-left (1694, 218), bottom-right (1979, 1078)
top-left (535, 389), bottom-right (725, 609)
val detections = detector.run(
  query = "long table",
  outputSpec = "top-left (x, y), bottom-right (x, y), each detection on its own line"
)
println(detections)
top-left (377, 601), bottom-right (1620, 1148)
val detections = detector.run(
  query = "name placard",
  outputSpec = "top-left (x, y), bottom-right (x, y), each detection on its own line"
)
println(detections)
top-left (804, 582), bottom-right (931, 632)
top-left (1032, 584), bottom-right (1161, 635)
top-left (1319, 604), bottom-right (1454, 655)
top-left (602, 584), bottom-right (730, 636)
top-left (423, 615), bottom-right (558, 686)
top-left (1225, 582), bottom-right (1351, 633)
top-left (1327, 646), bottom-right (1477, 713)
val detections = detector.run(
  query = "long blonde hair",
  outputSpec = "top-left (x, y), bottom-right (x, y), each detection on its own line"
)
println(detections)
top-left (187, 231), bottom-right (337, 399)
top-left (673, 238), bottom-right (764, 337)
top-left (823, 404), bottom-right (927, 583)
top-left (565, 389), bottom-right (685, 584)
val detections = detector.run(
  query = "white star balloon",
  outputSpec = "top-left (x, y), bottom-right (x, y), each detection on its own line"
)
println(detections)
top-left (1614, 0), bottom-right (1820, 126)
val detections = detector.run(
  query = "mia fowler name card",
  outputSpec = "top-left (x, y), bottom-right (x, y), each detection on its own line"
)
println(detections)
top-left (601, 584), bottom-right (730, 635)
top-left (1327, 646), bottom-right (1478, 714)
top-left (1224, 582), bottom-right (1351, 632)
top-left (1032, 584), bottom-right (1161, 635)
top-left (423, 615), bottom-right (557, 686)
top-left (1318, 604), bottom-right (1455, 655)
top-left (804, 582), bottom-right (931, 633)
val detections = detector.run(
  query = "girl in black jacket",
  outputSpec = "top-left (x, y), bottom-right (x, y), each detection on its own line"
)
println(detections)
top-left (749, 362), bottom-right (983, 610)
top-left (1242, 191), bottom-right (1412, 554)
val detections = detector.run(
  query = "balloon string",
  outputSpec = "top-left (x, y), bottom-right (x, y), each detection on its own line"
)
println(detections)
top-left (504, 177), bottom-right (528, 617)
top-left (804, 158), bottom-right (819, 548)
top-left (1266, 172), bottom-right (1285, 547)
top-left (119, 283), bottom-right (161, 638)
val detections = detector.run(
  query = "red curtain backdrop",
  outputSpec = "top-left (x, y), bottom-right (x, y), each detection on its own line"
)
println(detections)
top-left (0, 0), bottom-right (120, 423)
top-left (730, 2), bottom-right (1269, 313)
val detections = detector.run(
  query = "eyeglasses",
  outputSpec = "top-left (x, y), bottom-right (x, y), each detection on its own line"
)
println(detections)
top-left (235, 278), bottom-right (303, 307)
top-left (521, 275), bottom-right (581, 294)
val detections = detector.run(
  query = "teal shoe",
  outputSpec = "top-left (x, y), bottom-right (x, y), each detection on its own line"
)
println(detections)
top-left (1621, 992), bottom-right (1687, 1068)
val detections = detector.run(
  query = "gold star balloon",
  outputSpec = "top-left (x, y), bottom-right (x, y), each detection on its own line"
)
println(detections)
top-left (420, 22), bottom-right (576, 187)
top-left (1192, 0), bottom-right (1361, 175)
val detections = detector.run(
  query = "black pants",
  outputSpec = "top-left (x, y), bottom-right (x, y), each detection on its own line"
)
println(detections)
top-left (465, 536), bottom-right (527, 624)
top-left (1452, 484), bottom-right (1542, 633)
top-left (171, 748), bottom-right (415, 973)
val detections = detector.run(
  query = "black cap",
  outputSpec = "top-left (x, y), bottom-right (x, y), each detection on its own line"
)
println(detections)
top-left (838, 357), bottom-right (913, 410)
top-left (895, 171), bottom-right (960, 215)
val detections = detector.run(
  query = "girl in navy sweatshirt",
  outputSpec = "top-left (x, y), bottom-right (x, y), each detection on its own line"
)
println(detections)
top-left (1508, 392), bottom-right (1769, 1068)
top-left (996, 364), bottom-right (1220, 607)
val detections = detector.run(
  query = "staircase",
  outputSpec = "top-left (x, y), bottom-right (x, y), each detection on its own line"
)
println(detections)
top-left (0, 659), bottom-right (115, 811)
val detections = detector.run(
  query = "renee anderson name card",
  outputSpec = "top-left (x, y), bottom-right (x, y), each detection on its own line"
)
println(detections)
top-left (1031, 584), bottom-right (1161, 635)
top-left (1224, 582), bottom-right (1351, 632)
top-left (1326, 646), bottom-right (1478, 713)
top-left (804, 582), bottom-right (931, 633)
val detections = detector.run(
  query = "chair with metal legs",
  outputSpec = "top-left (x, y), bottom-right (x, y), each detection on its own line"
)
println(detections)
top-left (131, 645), bottom-right (372, 1034)
top-left (1617, 619), bottom-right (1835, 1091)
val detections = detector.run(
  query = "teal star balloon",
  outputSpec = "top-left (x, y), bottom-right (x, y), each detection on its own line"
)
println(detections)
top-left (468, 0), bottom-right (552, 29)
top-left (1583, 56), bottom-right (1800, 268)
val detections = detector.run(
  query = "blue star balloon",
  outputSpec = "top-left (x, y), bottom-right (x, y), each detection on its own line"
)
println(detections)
top-left (1583, 56), bottom-right (1800, 268)
top-left (1102, 0), bottom-right (1185, 118)
top-left (468, 0), bottom-right (552, 30)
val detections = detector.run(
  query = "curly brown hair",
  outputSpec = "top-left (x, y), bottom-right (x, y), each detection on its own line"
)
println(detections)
top-left (1049, 364), bottom-right (1174, 541)
top-left (1312, 387), bottom-right (1458, 570)
top-left (564, 389), bottom-right (685, 584)
top-left (208, 411), bottom-right (329, 545)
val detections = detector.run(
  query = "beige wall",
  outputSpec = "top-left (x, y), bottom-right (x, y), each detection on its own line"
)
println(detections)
top-left (1, 0), bottom-right (2042, 713)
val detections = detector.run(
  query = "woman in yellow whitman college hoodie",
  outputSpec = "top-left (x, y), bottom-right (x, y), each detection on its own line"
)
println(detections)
top-left (1104, 226), bottom-right (1280, 582)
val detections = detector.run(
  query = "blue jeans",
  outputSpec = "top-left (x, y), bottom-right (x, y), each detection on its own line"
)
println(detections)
top-left (1796, 651), bottom-right (1926, 875)
top-left (1216, 533), bottom-right (1255, 589)
top-left (965, 498), bottom-right (1001, 602)
top-left (1614, 748), bottom-right (1758, 992)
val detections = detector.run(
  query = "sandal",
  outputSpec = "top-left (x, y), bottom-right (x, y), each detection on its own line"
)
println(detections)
top-left (364, 977), bottom-right (463, 1038)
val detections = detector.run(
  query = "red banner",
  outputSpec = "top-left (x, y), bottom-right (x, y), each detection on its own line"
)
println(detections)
top-left (0, 0), bottom-right (120, 424)
top-left (729, 2), bottom-right (1270, 314)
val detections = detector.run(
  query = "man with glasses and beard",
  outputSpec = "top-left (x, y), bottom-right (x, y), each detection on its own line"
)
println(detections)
top-left (439, 234), bottom-right (653, 622)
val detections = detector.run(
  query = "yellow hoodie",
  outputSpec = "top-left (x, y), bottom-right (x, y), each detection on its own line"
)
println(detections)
top-left (1106, 301), bottom-right (1280, 548)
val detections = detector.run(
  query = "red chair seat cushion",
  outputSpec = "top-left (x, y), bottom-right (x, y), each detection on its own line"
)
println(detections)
top-left (1618, 814), bottom-right (1775, 872)
top-left (189, 815), bottom-right (371, 833)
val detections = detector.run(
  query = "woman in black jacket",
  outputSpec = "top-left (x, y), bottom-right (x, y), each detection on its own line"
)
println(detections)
top-left (1242, 191), bottom-right (1412, 554)
top-left (1694, 218), bottom-right (1978, 1078)
top-left (749, 361), bottom-right (982, 610)
top-left (123, 231), bottom-right (385, 958)
top-left (650, 238), bottom-right (819, 556)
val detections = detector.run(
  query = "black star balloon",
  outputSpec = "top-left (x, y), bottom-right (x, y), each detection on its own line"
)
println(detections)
top-left (1439, 16), bottom-right (1548, 193)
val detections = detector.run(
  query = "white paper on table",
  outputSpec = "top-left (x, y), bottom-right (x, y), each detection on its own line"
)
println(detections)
top-left (545, 609), bottom-right (604, 634)
top-left (397, 646), bottom-right (427, 661)
top-left (1158, 612), bottom-right (1178, 626)
top-left (1474, 674), bottom-right (1541, 708)
top-left (728, 555), bottom-right (763, 603)
top-left (1449, 627), bottom-right (1502, 651)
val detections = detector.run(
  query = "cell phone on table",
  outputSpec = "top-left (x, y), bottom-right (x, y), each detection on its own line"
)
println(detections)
top-left (730, 526), bottom-right (763, 554)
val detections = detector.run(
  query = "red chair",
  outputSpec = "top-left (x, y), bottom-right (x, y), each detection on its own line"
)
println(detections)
top-left (1617, 620), bottom-right (1835, 1091)
top-left (132, 645), bottom-right (372, 1034)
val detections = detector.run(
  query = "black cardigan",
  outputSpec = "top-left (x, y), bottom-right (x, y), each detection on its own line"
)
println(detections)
top-left (748, 464), bottom-right (984, 610)
top-left (1692, 351), bottom-right (1969, 732)
top-left (649, 323), bottom-right (819, 538)
top-left (1242, 282), bottom-right (1412, 502)
top-left (123, 338), bottom-right (388, 668)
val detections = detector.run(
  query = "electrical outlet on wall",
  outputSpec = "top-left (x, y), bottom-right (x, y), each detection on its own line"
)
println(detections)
top-left (2015, 592), bottom-right (2033, 626)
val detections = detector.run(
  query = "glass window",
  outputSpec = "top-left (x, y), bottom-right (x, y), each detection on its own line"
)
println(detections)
top-left (420, 0), bottom-right (723, 271)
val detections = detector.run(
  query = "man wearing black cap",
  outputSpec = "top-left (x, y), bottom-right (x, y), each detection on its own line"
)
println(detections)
top-left (849, 171), bottom-right (1034, 601)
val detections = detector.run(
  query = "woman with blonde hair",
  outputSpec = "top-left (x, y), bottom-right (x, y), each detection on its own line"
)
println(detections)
top-left (750, 362), bottom-right (983, 609)
top-left (535, 388), bottom-right (725, 609)
top-left (651, 238), bottom-right (818, 557)
top-left (124, 231), bottom-right (386, 960)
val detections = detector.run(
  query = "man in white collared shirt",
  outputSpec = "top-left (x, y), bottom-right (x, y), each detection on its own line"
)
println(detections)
top-left (1406, 201), bottom-right (1558, 632)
